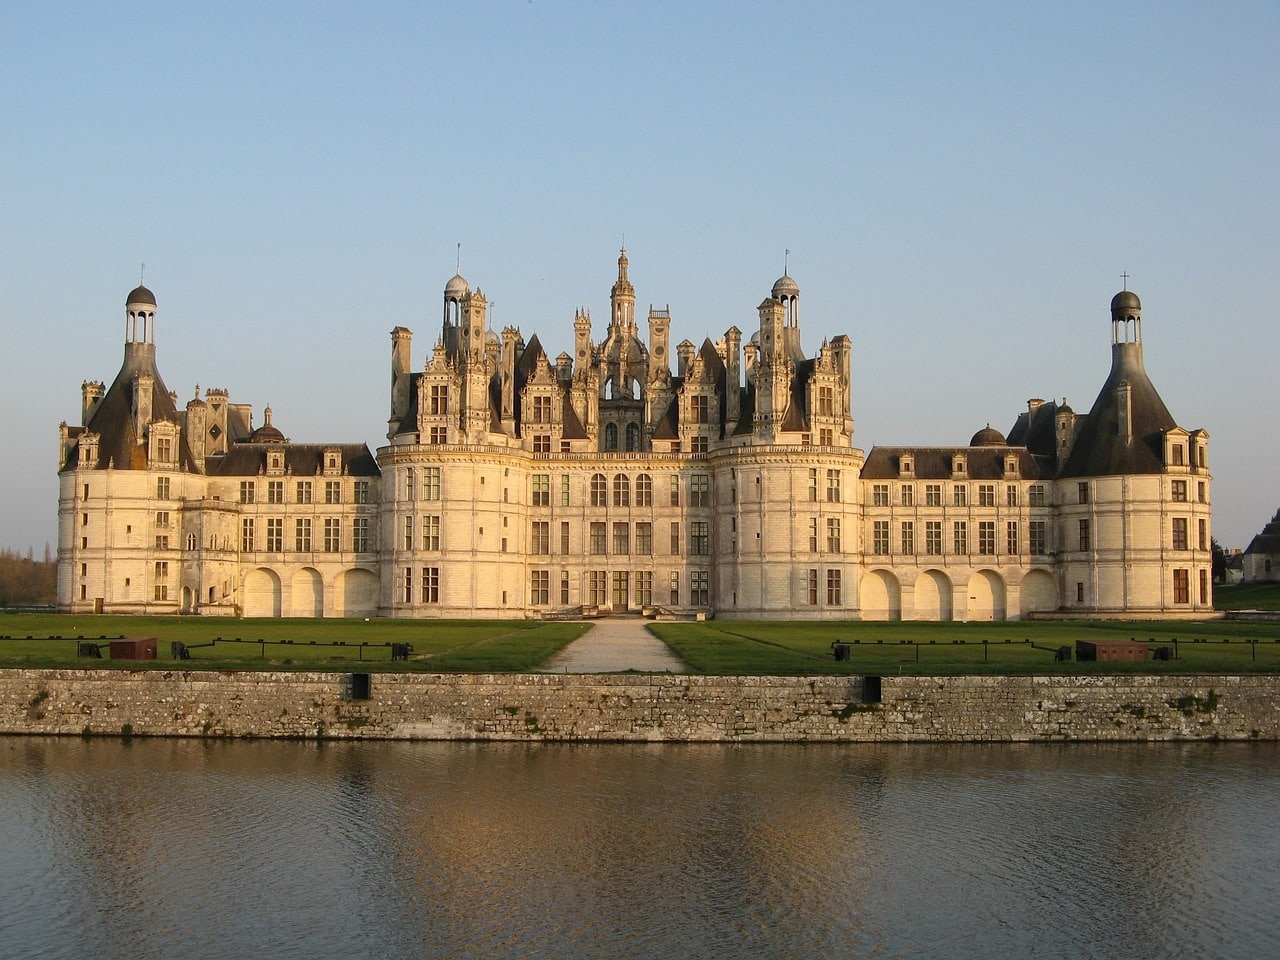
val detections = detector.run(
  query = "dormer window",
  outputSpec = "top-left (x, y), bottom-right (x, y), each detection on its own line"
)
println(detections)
top-left (952, 454), bottom-right (967, 477)
top-left (900, 455), bottom-right (914, 477)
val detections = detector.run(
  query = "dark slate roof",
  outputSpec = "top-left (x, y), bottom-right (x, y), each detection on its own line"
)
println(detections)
top-left (860, 446), bottom-right (1049, 481)
top-left (781, 357), bottom-right (815, 433)
top-left (1243, 521), bottom-right (1280, 558)
top-left (733, 383), bottom-right (756, 435)
top-left (651, 395), bottom-right (680, 440)
top-left (1058, 343), bottom-right (1178, 478)
top-left (1005, 401), bottom-right (1061, 461)
top-left (205, 443), bottom-right (380, 477)
top-left (64, 344), bottom-right (199, 473)
top-left (561, 392), bottom-right (587, 440)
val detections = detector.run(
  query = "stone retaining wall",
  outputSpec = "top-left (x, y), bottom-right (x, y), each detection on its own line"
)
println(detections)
top-left (1, 670), bottom-right (1277, 742)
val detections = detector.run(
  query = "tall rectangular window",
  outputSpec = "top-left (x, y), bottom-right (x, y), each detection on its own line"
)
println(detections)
top-left (807, 568), bottom-right (819, 605)
top-left (900, 521), bottom-right (914, 555)
top-left (589, 571), bottom-right (609, 606)
top-left (872, 483), bottom-right (889, 506)
top-left (403, 566), bottom-right (413, 604)
top-left (354, 480), bottom-right (369, 504)
top-left (808, 468), bottom-right (818, 502)
top-left (872, 520), bottom-right (890, 555)
top-left (1078, 519), bottom-right (1091, 551)
top-left (531, 395), bottom-right (551, 422)
top-left (635, 571), bottom-right (653, 607)
top-left (422, 567), bottom-right (439, 603)
top-left (690, 521), bottom-right (709, 556)
top-left (1029, 520), bottom-right (1046, 555)
top-left (1199, 569), bottom-right (1208, 604)
top-left (670, 522), bottom-right (681, 554)
top-left (1173, 569), bottom-right (1189, 604)
top-left (324, 481), bottom-right (341, 504)
top-left (900, 484), bottom-right (914, 507)
top-left (295, 518), bottom-right (312, 552)
top-left (241, 518), bottom-right (254, 553)
top-left (670, 476), bottom-right (680, 507)
top-left (635, 473), bottom-right (652, 506)
top-left (157, 477), bottom-right (170, 499)
top-left (1007, 521), bottom-right (1019, 555)
top-left (267, 518), bottom-right (283, 552)
top-left (560, 521), bottom-right (570, 555)
top-left (268, 480), bottom-right (283, 504)
top-left (826, 569), bottom-right (842, 605)
top-left (1171, 479), bottom-right (1187, 502)
top-left (530, 570), bottom-right (550, 605)
top-left (430, 384), bottom-right (449, 415)
top-left (561, 474), bottom-right (572, 506)
top-left (1078, 482), bottom-right (1089, 504)
top-left (826, 470), bottom-right (841, 503)
top-left (690, 571), bottom-right (709, 606)
top-left (1029, 484), bottom-right (1046, 507)
top-left (590, 522), bottom-right (607, 555)
top-left (613, 473), bottom-right (631, 507)
top-left (691, 474), bottom-right (710, 507)
top-left (1198, 518), bottom-right (1207, 552)
top-left (926, 484), bottom-right (942, 506)
top-left (404, 516), bottom-right (414, 550)
top-left (353, 517), bottom-right (369, 553)
top-left (591, 473), bottom-right (607, 506)
top-left (925, 521), bottom-right (942, 555)
top-left (323, 518), bottom-right (341, 552)
top-left (953, 521), bottom-right (968, 555)
top-left (953, 486), bottom-right (967, 507)
top-left (809, 518), bottom-right (819, 553)
top-left (532, 474), bottom-right (550, 507)
top-left (423, 515), bottom-right (440, 551)
top-left (692, 394), bottom-right (709, 423)
top-left (1006, 484), bottom-right (1018, 507)
top-left (532, 521), bottom-right (550, 555)
top-left (635, 522), bottom-right (652, 555)
top-left (826, 517), bottom-right (841, 553)
top-left (978, 521), bottom-right (996, 555)
top-left (669, 571), bottom-right (679, 605)
top-left (979, 484), bottom-right (995, 507)
top-left (423, 467), bottom-right (441, 500)
top-left (296, 481), bottom-right (312, 504)
top-left (239, 481), bottom-right (255, 504)
top-left (613, 522), bottom-right (630, 555)
top-left (561, 570), bottom-right (571, 605)
top-left (1172, 517), bottom-right (1188, 551)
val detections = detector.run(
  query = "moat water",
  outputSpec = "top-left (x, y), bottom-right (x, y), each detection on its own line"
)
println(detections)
top-left (1, 738), bottom-right (1275, 960)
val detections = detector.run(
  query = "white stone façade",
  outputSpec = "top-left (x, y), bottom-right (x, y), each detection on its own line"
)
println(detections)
top-left (58, 252), bottom-right (1213, 619)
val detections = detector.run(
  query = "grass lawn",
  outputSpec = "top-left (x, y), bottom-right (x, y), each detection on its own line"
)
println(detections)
top-left (0, 613), bottom-right (589, 672)
top-left (649, 618), bottom-right (1280, 675)
top-left (1212, 582), bottom-right (1280, 611)
top-left (2, 608), bottom-right (1278, 675)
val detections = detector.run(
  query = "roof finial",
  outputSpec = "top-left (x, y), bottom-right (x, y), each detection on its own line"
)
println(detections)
top-left (1121, 271), bottom-right (1129, 291)
top-left (140, 261), bottom-right (146, 285)
top-left (784, 248), bottom-right (790, 275)
top-left (456, 242), bottom-right (461, 274)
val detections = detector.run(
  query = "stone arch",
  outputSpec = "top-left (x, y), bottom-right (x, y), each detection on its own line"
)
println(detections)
top-left (244, 568), bottom-right (282, 618)
top-left (181, 585), bottom-right (197, 615)
top-left (911, 569), bottom-right (953, 621)
top-left (290, 567), bottom-right (324, 618)
top-left (336, 569), bottom-right (379, 618)
top-left (965, 569), bottom-right (1007, 621)
top-left (1019, 570), bottom-right (1058, 616)
top-left (859, 569), bottom-right (901, 621)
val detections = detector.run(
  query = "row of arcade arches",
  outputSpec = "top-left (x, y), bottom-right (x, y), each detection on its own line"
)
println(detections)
top-left (242, 567), bottom-right (379, 618)
top-left (859, 568), bottom-right (1057, 621)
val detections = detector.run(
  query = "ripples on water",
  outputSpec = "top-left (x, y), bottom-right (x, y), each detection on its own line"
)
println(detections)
top-left (0, 738), bottom-right (1275, 960)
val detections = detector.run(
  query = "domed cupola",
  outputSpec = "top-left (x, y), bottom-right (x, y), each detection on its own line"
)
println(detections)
top-left (444, 273), bottom-right (470, 299)
top-left (245, 405), bottom-right (287, 443)
top-left (771, 273), bottom-right (799, 300)
top-left (126, 284), bottom-right (156, 307)
top-left (1111, 286), bottom-right (1142, 345)
top-left (970, 424), bottom-right (1007, 447)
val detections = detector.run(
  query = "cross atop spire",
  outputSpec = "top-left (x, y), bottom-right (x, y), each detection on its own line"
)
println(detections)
top-left (1121, 271), bottom-right (1129, 290)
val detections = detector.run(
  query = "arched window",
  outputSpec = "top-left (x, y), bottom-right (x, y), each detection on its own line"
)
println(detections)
top-left (604, 423), bottom-right (618, 450)
top-left (590, 473), bottom-right (607, 506)
top-left (613, 473), bottom-right (630, 507)
top-left (635, 473), bottom-right (653, 506)
top-left (186, 533), bottom-right (196, 551)
top-left (626, 422), bottom-right (640, 451)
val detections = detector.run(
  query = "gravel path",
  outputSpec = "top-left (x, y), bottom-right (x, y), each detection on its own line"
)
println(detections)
top-left (539, 618), bottom-right (686, 674)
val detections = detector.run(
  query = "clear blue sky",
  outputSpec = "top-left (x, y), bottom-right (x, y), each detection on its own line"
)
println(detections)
top-left (2, 1), bottom-right (1276, 552)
